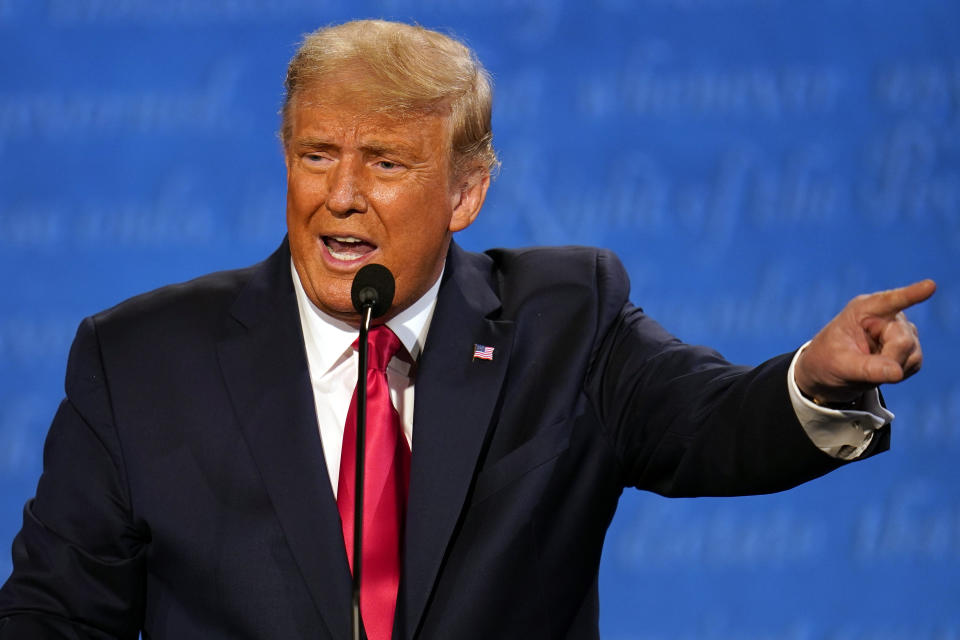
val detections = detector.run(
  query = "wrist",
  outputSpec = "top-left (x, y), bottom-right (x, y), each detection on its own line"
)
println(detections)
top-left (801, 389), bottom-right (864, 411)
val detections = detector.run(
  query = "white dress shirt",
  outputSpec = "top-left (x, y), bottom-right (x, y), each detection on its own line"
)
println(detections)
top-left (292, 261), bottom-right (440, 497)
top-left (291, 261), bottom-right (890, 497)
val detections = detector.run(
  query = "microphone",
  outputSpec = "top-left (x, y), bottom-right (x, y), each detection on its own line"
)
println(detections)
top-left (348, 263), bottom-right (395, 640)
top-left (351, 263), bottom-right (395, 321)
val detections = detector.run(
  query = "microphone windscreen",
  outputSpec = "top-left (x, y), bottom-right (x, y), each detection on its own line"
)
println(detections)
top-left (351, 264), bottom-right (395, 318)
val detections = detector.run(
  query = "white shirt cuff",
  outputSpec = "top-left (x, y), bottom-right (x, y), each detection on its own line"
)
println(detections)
top-left (787, 343), bottom-right (894, 461)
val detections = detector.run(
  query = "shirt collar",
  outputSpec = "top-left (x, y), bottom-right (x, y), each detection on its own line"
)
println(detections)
top-left (291, 259), bottom-right (442, 376)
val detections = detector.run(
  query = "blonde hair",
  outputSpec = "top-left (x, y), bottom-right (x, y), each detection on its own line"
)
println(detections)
top-left (282, 20), bottom-right (498, 175)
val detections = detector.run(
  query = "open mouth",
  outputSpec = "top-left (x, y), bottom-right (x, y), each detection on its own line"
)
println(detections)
top-left (322, 235), bottom-right (377, 262)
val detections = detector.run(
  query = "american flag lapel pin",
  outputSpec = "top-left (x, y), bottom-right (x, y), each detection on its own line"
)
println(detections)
top-left (472, 344), bottom-right (495, 361)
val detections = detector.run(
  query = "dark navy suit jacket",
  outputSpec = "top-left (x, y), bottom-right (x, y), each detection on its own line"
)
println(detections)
top-left (0, 239), bottom-right (885, 639)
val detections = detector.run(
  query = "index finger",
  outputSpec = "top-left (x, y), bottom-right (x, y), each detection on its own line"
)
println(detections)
top-left (859, 279), bottom-right (936, 316)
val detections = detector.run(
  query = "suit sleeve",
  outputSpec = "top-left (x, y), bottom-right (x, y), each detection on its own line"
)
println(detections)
top-left (584, 251), bottom-right (889, 497)
top-left (0, 317), bottom-right (147, 639)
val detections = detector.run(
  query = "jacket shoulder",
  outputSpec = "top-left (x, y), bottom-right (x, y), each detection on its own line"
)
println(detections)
top-left (86, 237), bottom-right (292, 363)
top-left (92, 261), bottom-right (261, 339)
top-left (61, 249), bottom-right (285, 413)
top-left (478, 245), bottom-right (630, 318)
top-left (483, 245), bottom-right (624, 278)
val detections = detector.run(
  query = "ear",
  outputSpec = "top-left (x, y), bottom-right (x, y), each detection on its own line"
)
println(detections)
top-left (448, 168), bottom-right (490, 233)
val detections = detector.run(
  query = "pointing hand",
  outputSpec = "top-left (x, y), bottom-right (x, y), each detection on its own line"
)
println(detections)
top-left (794, 280), bottom-right (936, 405)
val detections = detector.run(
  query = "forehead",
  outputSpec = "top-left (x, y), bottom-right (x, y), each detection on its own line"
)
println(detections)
top-left (289, 100), bottom-right (452, 165)
top-left (287, 73), bottom-right (452, 150)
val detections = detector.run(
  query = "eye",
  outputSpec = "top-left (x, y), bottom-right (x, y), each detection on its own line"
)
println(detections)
top-left (303, 152), bottom-right (333, 166)
top-left (374, 159), bottom-right (404, 171)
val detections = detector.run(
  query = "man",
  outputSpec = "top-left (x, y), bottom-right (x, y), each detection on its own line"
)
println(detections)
top-left (0, 19), bottom-right (933, 640)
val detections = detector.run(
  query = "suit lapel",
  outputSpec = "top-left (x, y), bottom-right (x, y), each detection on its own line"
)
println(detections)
top-left (216, 241), bottom-right (352, 640)
top-left (399, 243), bottom-right (515, 639)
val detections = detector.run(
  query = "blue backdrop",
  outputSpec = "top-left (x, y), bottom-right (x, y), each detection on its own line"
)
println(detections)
top-left (1, 1), bottom-right (958, 638)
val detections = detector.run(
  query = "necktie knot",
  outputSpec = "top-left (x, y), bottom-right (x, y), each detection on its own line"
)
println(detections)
top-left (364, 325), bottom-right (403, 372)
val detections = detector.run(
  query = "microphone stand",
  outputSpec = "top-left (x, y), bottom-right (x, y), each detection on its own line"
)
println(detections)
top-left (352, 304), bottom-right (373, 640)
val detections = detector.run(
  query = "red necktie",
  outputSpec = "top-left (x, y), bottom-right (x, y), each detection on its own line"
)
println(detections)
top-left (337, 325), bottom-right (410, 640)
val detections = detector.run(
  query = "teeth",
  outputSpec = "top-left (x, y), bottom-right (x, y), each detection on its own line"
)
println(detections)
top-left (328, 248), bottom-right (363, 261)
top-left (324, 235), bottom-right (370, 262)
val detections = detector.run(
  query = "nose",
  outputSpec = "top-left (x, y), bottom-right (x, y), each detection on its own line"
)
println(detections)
top-left (326, 156), bottom-right (367, 217)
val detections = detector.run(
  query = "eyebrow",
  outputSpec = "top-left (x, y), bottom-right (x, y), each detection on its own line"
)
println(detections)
top-left (294, 136), bottom-right (336, 151)
top-left (294, 136), bottom-right (424, 160)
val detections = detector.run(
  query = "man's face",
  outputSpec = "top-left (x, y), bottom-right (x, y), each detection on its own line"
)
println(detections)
top-left (284, 78), bottom-right (488, 324)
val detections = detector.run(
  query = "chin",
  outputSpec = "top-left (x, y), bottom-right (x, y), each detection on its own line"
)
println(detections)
top-left (309, 284), bottom-right (355, 318)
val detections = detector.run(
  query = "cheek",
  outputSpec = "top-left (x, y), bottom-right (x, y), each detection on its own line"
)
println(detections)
top-left (367, 181), bottom-right (397, 204)
top-left (287, 171), bottom-right (328, 217)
